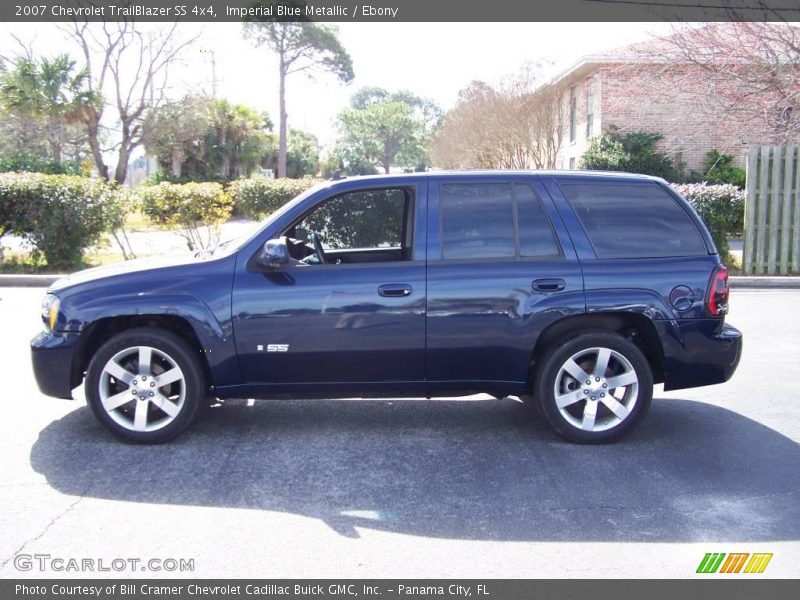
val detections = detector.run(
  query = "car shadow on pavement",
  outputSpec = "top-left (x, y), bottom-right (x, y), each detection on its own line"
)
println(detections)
top-left (30, 397), bottom-right (800, 543)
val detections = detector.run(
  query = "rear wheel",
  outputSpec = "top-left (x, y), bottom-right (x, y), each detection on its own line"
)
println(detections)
top-left (535, 332), bottom-right (653, 443)
top-left (85, 328), bottom-right (206, 443)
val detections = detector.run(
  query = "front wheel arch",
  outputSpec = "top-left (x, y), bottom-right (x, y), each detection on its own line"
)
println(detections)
top-left (85, 327), bottom-right (207, 443)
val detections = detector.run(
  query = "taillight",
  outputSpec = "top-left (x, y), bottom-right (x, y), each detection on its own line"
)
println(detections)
top-left (707, 266), bottom-right (729, 317)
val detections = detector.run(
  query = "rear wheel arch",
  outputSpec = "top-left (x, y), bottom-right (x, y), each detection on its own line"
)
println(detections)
top-left (528, 312), bottom-right (665, 388)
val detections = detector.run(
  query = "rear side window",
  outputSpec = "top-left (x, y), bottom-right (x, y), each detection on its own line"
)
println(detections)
top-left (516, 184), bottom-right (561, 257)
top-left (560, 183), bottom-right (707, 258)
top-left (440, 183), bottom-right (515, 259)
top-left (439, 183), bottom-right (562, 260)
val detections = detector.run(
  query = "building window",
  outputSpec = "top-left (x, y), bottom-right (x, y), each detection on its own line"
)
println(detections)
top-left (569, 86), bottom-right (577, 143)
top-left (586, 82), bottom-right (595, 138)
top-left (569, 157), bottom-right (576, 170)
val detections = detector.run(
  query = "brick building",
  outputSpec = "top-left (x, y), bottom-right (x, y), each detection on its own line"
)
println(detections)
top-left (552, 35), bottom-right (767, 172)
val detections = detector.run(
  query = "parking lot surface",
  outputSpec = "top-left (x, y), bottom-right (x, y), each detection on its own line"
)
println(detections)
top-left (1, 287), bottom-right (798, 578)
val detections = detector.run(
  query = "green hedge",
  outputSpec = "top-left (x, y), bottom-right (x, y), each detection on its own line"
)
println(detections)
top-left (139, 181), bottom-right (232, 251)
top-left (228, 176), bottom-right (320, 220)
top-left (0, 172), bottom-right (125, 269)
top-left (671, 182), bottom-right (745, 263)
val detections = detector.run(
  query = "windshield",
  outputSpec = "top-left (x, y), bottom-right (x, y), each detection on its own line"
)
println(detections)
top-left (199, 181), bottom-right (332, 259)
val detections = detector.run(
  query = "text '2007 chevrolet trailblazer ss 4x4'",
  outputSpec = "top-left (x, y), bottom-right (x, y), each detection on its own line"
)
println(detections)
top-left (31, 171), bottom-right (742, 444)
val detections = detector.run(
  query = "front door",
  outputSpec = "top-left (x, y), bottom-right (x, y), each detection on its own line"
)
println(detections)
top-left (232, 183), bottom-right (426, 391)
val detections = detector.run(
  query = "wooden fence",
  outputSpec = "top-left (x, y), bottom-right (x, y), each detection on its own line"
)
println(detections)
top-left (743, 145), bottom-right (800, 275)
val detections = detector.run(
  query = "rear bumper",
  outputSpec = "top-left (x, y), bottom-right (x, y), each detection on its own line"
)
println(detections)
top-left (656, 320), bottom-right (742, 391)
top-left (30, 330), bottom-right (80, 399)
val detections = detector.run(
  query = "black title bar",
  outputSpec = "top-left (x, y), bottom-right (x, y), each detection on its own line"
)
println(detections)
top-left (4, 0), bottom-right (800, 22)
top-left (5, 580), bottom-right (800, 600)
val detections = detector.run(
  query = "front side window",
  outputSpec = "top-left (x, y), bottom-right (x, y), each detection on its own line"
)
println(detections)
top-left (560, 182), bottom-right (707, 258)
top-left (286, 187), bottom-right (413, 264)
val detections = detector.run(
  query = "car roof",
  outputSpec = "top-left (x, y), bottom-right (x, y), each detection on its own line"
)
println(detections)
top-left (329, 170), bottom-right (664, 183)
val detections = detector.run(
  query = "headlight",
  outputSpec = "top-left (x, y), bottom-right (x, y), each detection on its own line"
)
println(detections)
top-left (41, 294), bottom-right (60, 331)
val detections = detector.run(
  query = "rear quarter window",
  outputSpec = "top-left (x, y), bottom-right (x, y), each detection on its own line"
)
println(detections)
top-left (559, 182), bottom-right (707, 259)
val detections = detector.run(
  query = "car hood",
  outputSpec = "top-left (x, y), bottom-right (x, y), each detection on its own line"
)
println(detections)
top-left (49, 253), bottom-right (202, 292)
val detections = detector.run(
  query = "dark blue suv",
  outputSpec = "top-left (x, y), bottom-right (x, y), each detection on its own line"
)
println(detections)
top-left (31, 171), bottom-right (742, 443)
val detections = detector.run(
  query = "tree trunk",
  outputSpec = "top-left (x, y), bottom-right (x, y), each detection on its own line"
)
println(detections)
top-left (278, 61), bottom-right (288, 179)
top-left (383, 147), bottom-right (391, 173)
top-left (171, 147), bottom-right (183, 178)
top-left (86, 112), bottom-right (109, 181)
top-left (114, 144), bottom-right (130, 184)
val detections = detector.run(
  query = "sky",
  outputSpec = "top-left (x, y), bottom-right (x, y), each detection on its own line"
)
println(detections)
top-left (0, 21), bottom-right (678, 151)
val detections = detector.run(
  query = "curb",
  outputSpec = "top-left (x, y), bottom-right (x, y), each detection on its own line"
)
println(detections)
top-left (0, 274), bottom-right (64, 287)
top-left (1, 273), bottom-right (799, 289)
top-left (729, 276), bottom-right (800, 289)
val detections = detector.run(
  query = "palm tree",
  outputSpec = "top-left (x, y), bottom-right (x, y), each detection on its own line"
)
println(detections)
top-left (0, 54), bottom-right (98, 166)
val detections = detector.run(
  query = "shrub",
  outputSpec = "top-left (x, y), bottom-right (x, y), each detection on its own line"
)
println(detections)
top-left (139, 181), bottom-right (232, 251)
top-left (0, 152), bottom-right (84, 176)
top-left (671, 182), bottom-right (745, 263)
top-left (0, 172), bottom-right (124, 269)
top-left (689, 150), bottom-right (746, 189)
top-left (228, 176), bottom-right (320, 220)
top-left (580, 129), bottom-right (685, 181)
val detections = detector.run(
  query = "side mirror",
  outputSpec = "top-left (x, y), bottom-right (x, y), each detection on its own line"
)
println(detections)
top-left (259, 237), bottom-right (290, 268)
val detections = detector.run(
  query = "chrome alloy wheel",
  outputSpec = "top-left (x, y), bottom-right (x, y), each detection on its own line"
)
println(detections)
top-left (553, 346), bottom-right (639, 433)
top-left (98, 346), bottom-right (186, 432)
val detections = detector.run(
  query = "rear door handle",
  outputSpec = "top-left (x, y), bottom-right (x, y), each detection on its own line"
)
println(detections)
top-left (532, 278), bottom-right (566, 292)
top-left (378, 283), bottom-right (413, 297)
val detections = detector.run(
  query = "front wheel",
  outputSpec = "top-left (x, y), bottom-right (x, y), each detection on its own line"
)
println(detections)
top-left (535, 332), bottom-right (653, 443)
top-left (85, 328), bottom-right (206, 443)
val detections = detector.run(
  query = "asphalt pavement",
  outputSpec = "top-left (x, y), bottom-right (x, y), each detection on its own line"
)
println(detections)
top-left (0, 287), bottom-right (798, 578)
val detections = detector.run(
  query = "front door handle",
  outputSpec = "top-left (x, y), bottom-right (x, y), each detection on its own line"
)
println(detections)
top-left (532, 278), bottom-right (566, 292)
top-left (378, 283), bottom-right (413, 297)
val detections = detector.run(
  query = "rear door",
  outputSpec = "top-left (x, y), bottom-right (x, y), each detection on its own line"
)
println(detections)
top-left (425, 175), bottom-right (584, 393)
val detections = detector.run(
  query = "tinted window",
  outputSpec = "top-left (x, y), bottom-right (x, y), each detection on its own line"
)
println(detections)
top-left (516, 184), bottom-right (561, 257)
top-left (560, 183), bottom-right (707, 258)
top-left (441, 184), bottom-right (514, 259)
top-left (298, 188), bottom-right (408, 250)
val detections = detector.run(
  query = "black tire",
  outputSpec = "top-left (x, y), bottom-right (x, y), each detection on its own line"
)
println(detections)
top-left (85, 327), bottom-right (206, 444)
top-left (534, 331), bottom-right (653, 444)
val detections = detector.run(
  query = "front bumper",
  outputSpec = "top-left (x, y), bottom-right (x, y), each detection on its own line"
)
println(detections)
top-left (656, 320), bottom-right (743, 392)
top-left (30, 330), bottom-right (81, 399)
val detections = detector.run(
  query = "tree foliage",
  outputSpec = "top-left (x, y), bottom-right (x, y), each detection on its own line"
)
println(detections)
top-left (0, 54), bottom-right (94, 169)
top-left (244, 19), bottom-right (353, 177)
top-left (144, 96), bottom-right (319, 181)
top-left (332, 87), bottom-right (439, 174)
top-left (632, 23), bottom-right (800, 144)
top-left (432, 65), bottom-right (565, 170)
top-left (579, 129), bottom-right (685, 181)
top-left (63, 22), bottom-right (197, 184)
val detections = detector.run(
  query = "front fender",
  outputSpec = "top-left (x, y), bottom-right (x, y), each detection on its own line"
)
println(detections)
top-left (61, 292), bottom-right (240, 388)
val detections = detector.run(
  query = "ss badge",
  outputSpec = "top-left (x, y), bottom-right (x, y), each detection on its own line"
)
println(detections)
top-left (265, 344), bottom-right (289, 352)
